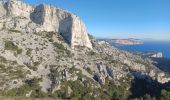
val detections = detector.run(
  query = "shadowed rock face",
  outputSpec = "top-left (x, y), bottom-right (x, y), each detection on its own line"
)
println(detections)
top-left (0, 1), bottom-right (7, 17)
top-left (0, 0), bottom-right (92, 49)
top-left (30, 4), bottom-right (45, 25)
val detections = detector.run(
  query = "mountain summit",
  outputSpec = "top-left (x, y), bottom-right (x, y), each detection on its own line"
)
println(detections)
top-left (0, 0), bottom-right (92, 49)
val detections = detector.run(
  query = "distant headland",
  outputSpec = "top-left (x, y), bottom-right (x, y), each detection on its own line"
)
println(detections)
top-left (97, 38), bottom-right (143, 45)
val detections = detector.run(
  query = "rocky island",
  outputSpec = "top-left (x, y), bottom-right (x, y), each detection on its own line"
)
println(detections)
top-left (143, 52), bottom-right (163, 58)
top-left (0, 0), bottom-right (169, 100)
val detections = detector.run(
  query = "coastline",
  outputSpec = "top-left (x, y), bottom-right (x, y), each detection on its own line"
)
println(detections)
top-left (114, 41), bottom-right (170, 59)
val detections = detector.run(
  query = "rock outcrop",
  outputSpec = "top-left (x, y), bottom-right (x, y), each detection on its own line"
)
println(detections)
top-left (141, 52), bottom-right (163, 58)
top-left (149, 52), bottom-right (163, 58)
top-left (0, 0), bottom-right (92, 49)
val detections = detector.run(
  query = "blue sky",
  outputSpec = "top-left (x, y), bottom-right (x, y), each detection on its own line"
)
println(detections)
top-left (24, 0), bottom-right (170, 40)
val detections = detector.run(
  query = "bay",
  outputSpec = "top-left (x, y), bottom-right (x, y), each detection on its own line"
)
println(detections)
top-left (114, 40), bottom-right (170, 59)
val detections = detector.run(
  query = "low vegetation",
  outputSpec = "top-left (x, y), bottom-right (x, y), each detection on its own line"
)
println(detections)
top-left (9, 29), bottom-right (21, 33)
top-left (53, 42), bottom-right (65, 50)
top-left (161, 89), bottom-right (170, 100)
top-left (4, 41), bottom-right (22, 54)
top-left (86, 67), bottom-right (93, 74)
top-left (53, 42), bottom-right (72, 57)
top-left (0, 78), bottom-right (46, 98)
top-left (24, 63), bottom-right (38, 71)
top-left (26, 48), bottom-right (32, 56)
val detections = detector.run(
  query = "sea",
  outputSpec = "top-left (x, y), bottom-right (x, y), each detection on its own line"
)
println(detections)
top-left (114, 40), bottom-right (170, 59)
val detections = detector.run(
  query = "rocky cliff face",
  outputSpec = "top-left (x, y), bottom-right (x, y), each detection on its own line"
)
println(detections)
top-left (0, 0), bottom-right (92, 49)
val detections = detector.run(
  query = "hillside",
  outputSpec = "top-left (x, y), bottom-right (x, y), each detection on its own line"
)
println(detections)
top-left (0, 0), bottom-right (170, 100)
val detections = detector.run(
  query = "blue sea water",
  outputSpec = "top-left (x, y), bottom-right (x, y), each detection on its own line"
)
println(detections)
top-left (114, 40), bottom-right (170, 59)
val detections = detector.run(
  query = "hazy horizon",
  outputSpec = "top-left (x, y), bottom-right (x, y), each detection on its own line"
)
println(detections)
top-left (96, 32), bottom-right (170, 40)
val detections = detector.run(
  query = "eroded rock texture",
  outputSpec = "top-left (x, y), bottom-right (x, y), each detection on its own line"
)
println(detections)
top-left (0, 0), bottom-right (92, 49)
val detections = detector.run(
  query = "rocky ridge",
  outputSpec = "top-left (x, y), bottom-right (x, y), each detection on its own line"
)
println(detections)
top-left (0, 0), bottom-right (92, 49)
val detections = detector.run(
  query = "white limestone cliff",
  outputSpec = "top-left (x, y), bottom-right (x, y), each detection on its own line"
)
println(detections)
top-left (0, 0), bottom-right (92, 49)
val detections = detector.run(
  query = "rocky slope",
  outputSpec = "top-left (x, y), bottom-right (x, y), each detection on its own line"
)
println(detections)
top-left (0, 0), bottom-right (169, 99)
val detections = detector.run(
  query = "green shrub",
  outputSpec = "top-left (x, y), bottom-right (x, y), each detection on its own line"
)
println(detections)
top-left (67, 80), bottom-right (93, 99)
top-left (53, 42), bottom-right (72, 57)
top-left (0, 64), bottom-right (6, 71)
top-left (53, 84), bottom-right (69, 99)
top-left (5, 41), bottom-right (18, 51)
top-left (5, 41), bottom-right (22, 54)
top-left (33, 62), bottom-right (40, 67)
top-left (46, 32), bottom-right (55, 38)
top-left (161, 89), bottom-right (170, 100)
top-left (1, 89), bottom-right (17, 96)
top-left (65, 49), bottom-right (72, 57)
top-left (69, 66), bottom-right (76, 73)
top-left (86, 67), bottom-right (93, 74)
top-left (0, 56), bottom-right (7, 63)
top-left (31, 90), bottom-right (47, 98)
top-left (53, 42), bottom-right (65, 50)
top-left (1, 77), bottom-right (44, 98)
top-left (26, 48), bottom-right (32, 56)
top-left (26, 78), bottom-right (47, 98)
top-left (17, 49), bottom-right (22, 54)
top-left (31, 66), bottom-right (37, 71)
top-left (9, 69), bottom-right (25, 78)
top-left (9, 29), bottom-right (21, 33)
top-left (25, 63), bottom-right (38, 71)
top-left (101, 78), bottom-right (131, 100)
top-left (1, 83), bottom-right (31, 96)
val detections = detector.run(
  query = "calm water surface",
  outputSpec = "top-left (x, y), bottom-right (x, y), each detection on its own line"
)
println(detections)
top-left (114, 40), bottom-right (170, 59)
